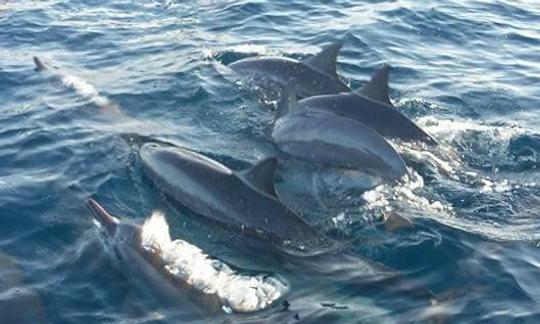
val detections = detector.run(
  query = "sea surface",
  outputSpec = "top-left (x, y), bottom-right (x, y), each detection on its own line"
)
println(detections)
top-left (1, 0), bottom-right (540, 323)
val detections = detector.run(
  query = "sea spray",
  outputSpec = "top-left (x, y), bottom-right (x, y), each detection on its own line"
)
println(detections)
top-left (140, 212), bottom-right (288, 313)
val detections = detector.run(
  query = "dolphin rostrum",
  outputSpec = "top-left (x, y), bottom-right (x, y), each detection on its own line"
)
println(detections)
top-left (228, 41), bottom-right (350, 98)
top-left (300, 64), bottom-right (438, 145)
top-left (139, 144), bottom-right (338, 256)
top-left (86, 198), bottom-right (288, 315)
top-left (271, 82), bottom-right (408, 180)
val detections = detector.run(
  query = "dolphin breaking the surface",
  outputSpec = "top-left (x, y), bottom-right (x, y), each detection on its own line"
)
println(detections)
top-left (300, 64), bottom-right (438, 145)
top-left (33, 56), bottom-right (121, 113)
top-left (228, 41), bottom-right (350, 98)
top-left (271, 82), bottom-right (408, 181)
top-left (140, 144), bottom-right (337, 256)
top-left (86, 198), bottom-right (288, 315)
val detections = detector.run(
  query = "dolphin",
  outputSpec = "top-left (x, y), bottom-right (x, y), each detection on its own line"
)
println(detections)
top-left (140, 144), bottom-right (337, 256)
top-left (86, 198), bottom-right (288, 315)
top-left (300, 64), bottom-right (438, 145)
top-left (271, 82), bottom-right (408, 181)
top-left (228, 41), bottom-right (350, 98)
top-left (33, 56), bottom-right (122, 114)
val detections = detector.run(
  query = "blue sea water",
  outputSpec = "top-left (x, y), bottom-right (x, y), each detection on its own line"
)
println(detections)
top-left (1, 0), bottom-right (540, 322)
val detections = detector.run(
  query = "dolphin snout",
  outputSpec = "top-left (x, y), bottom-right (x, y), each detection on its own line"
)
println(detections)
top-left (86, 198), bottom-right (118, 235)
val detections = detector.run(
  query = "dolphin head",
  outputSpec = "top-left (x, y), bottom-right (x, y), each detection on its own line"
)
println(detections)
top-left (86, 198), bottom-right (119, 236)
top-left (86, 198), bottom-right (144, 268)
top-left (139, 143), bottom-right (235, 208)
top-left (141, 143), bottom-right (232, 177)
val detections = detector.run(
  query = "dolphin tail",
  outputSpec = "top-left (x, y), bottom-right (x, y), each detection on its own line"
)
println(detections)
top-left (86, 198), bottom-right (119, 235)
top-left (276, 78), bottom-right (298, 120)
top-left (33, 57), bottom-right (47, 72)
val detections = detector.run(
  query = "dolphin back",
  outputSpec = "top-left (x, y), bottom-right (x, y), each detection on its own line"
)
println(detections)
top-left (228, 41), bottom-right (350, 97)
top-left (272, 111), bottom-right (408, 180)
top-left (301, 93), bottom-right (437, 145)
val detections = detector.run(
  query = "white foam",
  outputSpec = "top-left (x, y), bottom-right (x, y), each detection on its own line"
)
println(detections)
top-left (479, 178), bottom-right (513, 193)
top-left (229, 44), bottom-right (317, 56)
top-left (60, 74), bottom-right (113, 107)
top-left (362, 172), bottom-right (454, 216)
top-left (231, 44), bottom-right (271, 55)
top-left (354, 114), bottom-right (540, 241)
top-left (398, 142), bottom-right (460, 179)
top-left (399, 117), bottom-right (529, 195)
top-left (141, 212), bottom-right (288, 313)
top-left (417, 116), bottom-right (523, 143)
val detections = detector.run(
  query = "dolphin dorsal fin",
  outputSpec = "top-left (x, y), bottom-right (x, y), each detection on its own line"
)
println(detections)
top-left (357, 64), bottom-right (392, 106)
top-left (304, 40), bottom-right (343, 76)
top-left (241, 157), bottom-right (278, 198)
top-left (276, 78), bottom-right (298, 119)
top-left (33, 57), bottom-right (47, 71)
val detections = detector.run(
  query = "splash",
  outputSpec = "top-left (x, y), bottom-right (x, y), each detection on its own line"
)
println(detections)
top-left (230, 44), bottom-right (272, 55)
top-left (141, 212), bottom-right (288, 313)
top-left (362, 171), bottom-right (454, 216)
top-left (36, 57), bottom-right (121, 113)
top-left (58, 74), bottom-right (121, 112)
top-left (397, 141), bottom-right (460, 179)
top-left (368, 116), bottom-right (540, 241)
top-left (417, 116), bottom-right (523, 145)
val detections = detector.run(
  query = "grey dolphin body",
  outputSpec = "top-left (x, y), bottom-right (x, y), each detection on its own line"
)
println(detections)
top-left (139, 144), bottom-right (335, 255)
top-left (228, 41), bottom-right (350, 98)
top-left (271, 85), bottom-right (408, 181)
top-left (86, 199), bottom-right (288, 316)
top-left (301, 65), bottom-right (438, 145)
top-left (86, 199), bottom-right (208, 316)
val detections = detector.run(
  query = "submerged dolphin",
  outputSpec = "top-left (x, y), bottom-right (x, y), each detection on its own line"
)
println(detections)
top-left (86, 198), bottom-right (288, 315)
top-left (0, 251), bottom-right (47, 324)
top-left (33, 57), bottom-right (121, 113)
top-left (300, 64), bottom-right (438, 145)
top-left (228, 41), bottom-right (350, 98)
top-left (140, 144), bottom-right (336, 256)
top-left (271, 83), bottom-right (408, 180)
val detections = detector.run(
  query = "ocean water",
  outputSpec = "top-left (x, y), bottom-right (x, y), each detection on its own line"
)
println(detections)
top-left (1, 0), bottom-right (540, 322)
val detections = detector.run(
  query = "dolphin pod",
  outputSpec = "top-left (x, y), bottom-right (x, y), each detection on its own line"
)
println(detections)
top-left (229, 41), bottom-right (436, 146)
top-left (86, 198), bottom-right (288, 315)
top-left (34, 37), bottom-right (439, 317)
top-left (229, 41), bottom-right (351, 98)
top-left (271, 80), bottom-right (408, 180)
